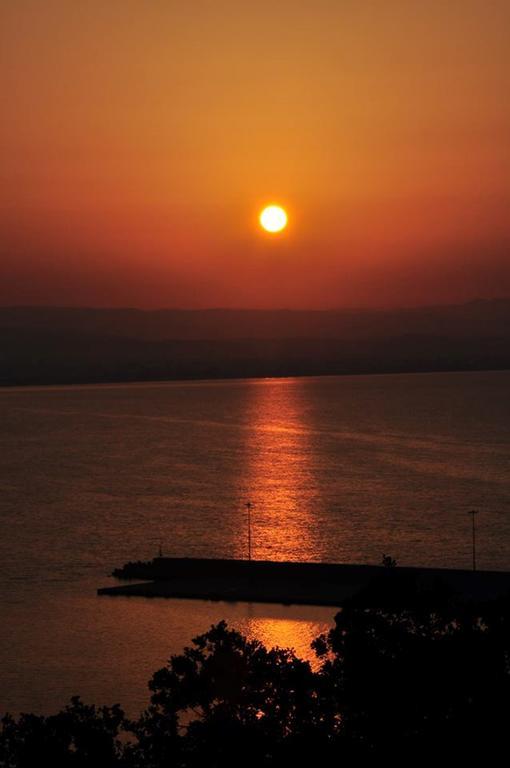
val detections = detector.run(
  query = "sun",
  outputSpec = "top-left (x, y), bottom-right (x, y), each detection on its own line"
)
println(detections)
top-left (259, 205), bottom-right (288, 233)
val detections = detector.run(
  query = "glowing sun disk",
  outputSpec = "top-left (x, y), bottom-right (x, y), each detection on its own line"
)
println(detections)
top-left (260, 205), bottom-right (288, 233)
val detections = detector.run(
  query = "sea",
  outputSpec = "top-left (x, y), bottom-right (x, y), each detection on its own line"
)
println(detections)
top-left (1, 370), bottom-right (509, 715)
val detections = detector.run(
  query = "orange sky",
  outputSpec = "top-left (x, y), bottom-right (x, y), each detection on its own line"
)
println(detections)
top-left (1, 0), bottom-right (509, 308)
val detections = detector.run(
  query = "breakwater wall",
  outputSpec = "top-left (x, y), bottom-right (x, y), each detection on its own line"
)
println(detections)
top-left (98, 557), bottom-right (510, 607)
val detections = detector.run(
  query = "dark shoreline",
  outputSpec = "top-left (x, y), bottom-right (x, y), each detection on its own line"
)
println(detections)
top-left (2, 300), bottom-right (509, 387)
top-left (2, 366), bottom-right (509, 390)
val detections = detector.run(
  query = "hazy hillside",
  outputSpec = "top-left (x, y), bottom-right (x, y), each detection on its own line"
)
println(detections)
top-left (0, 300), bottom-right (508, 385)
top-left (1, 299), bottom-right (510, 341)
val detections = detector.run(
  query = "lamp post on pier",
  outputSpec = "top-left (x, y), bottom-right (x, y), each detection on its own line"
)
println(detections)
top-left (468, 510), bottom-right (479, 571)
top-left (246, 501), bottom-right (253, 561)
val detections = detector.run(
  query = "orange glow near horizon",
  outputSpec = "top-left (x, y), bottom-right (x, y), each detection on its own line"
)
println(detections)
top-left (1, 1), bottom-right (510, 308)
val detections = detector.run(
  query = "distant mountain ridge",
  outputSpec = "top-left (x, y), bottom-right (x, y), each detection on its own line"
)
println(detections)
top-left (1, 299), bottom-right (509, 341)
top-left (0, 300), bottom-right (508, 386)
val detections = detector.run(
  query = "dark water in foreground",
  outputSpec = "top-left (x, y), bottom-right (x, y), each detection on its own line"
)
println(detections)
top-left (1, 371), bottom-right (509, 715)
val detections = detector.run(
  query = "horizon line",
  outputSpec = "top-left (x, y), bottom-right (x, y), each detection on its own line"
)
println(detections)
top-left (0, 297), bottom-right (508, 314)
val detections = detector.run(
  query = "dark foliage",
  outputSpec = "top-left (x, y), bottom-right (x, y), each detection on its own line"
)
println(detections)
top-left (2, 602), bottom-right (510, 766)
top-left (0, 698), bottom-right (125, 768)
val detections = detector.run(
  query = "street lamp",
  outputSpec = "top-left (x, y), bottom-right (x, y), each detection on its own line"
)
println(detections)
top-left (246, 501), bottom-right (253, 561)
top-left (468, 510), bottom-right (479, 571)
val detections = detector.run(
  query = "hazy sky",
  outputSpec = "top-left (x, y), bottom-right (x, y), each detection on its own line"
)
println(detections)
top-left (1, 0), bottom-right (509, 308)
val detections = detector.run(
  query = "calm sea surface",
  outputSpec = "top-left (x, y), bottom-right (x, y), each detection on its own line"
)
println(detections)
top-left (1, 371), bottom-right (509, 715)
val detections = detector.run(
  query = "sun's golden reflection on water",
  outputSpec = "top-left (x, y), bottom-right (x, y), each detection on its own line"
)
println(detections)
top-left (235, 379), bottom-right (322, 562)
top-left (240, 614), bottom-right (331, 669)
top-left (219, 379), bottom-right (335, 667)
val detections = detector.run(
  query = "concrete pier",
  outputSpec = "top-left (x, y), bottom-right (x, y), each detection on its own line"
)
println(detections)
top-left (97, 557), bottom-right (510, 607)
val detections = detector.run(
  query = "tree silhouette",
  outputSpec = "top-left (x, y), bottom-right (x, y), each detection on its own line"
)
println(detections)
top-left (2, 601), bottom-right (510, 766)
top-left (0, 698), bottom-right (125, 768)
top-left (128, 620), bottom-right (329, 767)
top-left (313, 601), bottom-right (510, 760)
